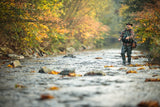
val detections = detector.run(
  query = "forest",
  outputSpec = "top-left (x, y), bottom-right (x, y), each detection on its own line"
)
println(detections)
top-left (0, 0), bottom-right (159, 64)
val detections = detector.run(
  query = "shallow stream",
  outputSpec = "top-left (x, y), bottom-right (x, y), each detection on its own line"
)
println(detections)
top-left (0, 49), bottom-right (160, 107)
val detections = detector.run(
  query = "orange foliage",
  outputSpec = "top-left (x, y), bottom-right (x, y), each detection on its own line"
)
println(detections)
top-left (133, 1), bottom-right (160, 45)
top-left (67, 16), bottom-right (109, 46)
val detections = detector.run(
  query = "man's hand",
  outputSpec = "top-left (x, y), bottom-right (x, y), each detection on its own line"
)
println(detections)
top-left (118, 38), bottom-right (121, 41)
top-left (126, 37), bottom-right (130, 40)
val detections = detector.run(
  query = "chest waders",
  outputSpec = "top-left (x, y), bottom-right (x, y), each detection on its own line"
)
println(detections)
top-left (121, 29), bottom-right (133, 65)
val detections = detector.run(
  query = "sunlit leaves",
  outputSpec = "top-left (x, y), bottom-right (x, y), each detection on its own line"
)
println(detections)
top-left (0, 0), bottom-right (110, 54)
top-left (119, 4), bottom-right (129, 16)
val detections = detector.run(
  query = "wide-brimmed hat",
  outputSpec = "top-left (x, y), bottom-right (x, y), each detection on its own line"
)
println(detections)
top-left (126, 23), bottom-right (133, 26)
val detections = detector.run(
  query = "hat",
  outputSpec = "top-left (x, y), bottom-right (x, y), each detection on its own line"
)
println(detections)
top-left (126, 23), bottom-right (133, 26)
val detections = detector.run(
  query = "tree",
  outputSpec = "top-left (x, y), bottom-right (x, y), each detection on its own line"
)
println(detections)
top-left (120, 0), bottom-right (160, 63)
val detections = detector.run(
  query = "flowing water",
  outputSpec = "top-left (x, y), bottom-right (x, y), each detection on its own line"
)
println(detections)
top-left (0, 49), bottom-right (160, 107)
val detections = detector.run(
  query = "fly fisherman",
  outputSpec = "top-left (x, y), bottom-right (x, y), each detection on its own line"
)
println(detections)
top-left (118, 23), bottom-right (134, 65)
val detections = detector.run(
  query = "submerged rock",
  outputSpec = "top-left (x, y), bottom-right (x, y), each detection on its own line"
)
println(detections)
top-left (59, 68), bottom-right (75, 75)
top-left (84, 71), bottom-right (106, 76)
top-left (39, 66), bottom-right (52, 73)
top-left (63, 54), bottom-right (76, 58)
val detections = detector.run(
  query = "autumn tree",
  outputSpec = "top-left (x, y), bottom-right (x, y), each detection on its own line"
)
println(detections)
top-left (120, 0), bottom-right (160, 63)
top-left (0, 0), bottom-right (113, 55)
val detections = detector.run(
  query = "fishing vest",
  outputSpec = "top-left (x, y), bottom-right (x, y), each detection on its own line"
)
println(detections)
top-left (122, 29), bottom-right (133, 43)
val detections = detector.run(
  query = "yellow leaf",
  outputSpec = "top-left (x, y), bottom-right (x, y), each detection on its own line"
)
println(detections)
top-left (8, 64), bottom-right (13, 68)
top-left (137, 67), bottom-right (145, 70)
top-left (126, 70), bottom-right (137, 74)
top-left (48, 71), bottom-right (60, 75)
top-left (49, 86), bottom-right (59, 90)
top-left (129, 64), bottom-right (143, 67)
top-left (104, 65), bottom-right (114, 68)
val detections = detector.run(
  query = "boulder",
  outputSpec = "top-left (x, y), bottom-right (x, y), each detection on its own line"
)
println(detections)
top-left (59, 68), bottom-right (75, 75)
top-left (11, 60), bottom-right (21, 67)
top-left (84, 71), bottom-right (106, 76)
top-left (66, 47), bottom-right (75, 54)
top-left (8, 54), bottom-right (24, 59)
top-left (79, 45), bottom-right (87, 51)
top-left (39, 66), bottom-right (52, 73)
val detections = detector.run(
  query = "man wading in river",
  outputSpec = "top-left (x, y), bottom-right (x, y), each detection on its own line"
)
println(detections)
top-left (118, 23), bottom-right (134, 65)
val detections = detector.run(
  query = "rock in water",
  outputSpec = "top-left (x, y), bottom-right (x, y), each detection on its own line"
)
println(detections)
top-left (39, 67), bottom-right (52, 73)
top-left (8, 54), bottom-right (24, 59)
top-left (12, 60), bottom-right (21, 67)
top-left (66, 47), bottom-right (75, 53)
top-left (59, 68), bottom-right (75, 75)
top-left (63, 54), bottom-right (76, 58)
top-left (84, 71), bottom-right (106, 76)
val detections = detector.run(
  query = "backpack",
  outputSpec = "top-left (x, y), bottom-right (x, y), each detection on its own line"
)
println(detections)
top-left (132, 40), bottom-right (137, 48)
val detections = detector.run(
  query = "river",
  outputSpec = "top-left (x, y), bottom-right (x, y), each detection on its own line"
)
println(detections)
top-left (0, 49), bottom-right (160, 107)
